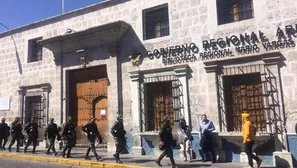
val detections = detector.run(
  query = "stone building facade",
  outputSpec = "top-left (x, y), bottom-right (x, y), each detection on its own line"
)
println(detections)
top-left (0, 0), bottom-right (297, 167)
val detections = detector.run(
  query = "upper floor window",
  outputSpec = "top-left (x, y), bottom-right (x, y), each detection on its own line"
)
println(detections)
top-left (217, 0), bottom-right (254, 25)
top-left (143, 4), bottom-right (170, 40)
top-left (28, 37), bottom-right (43, 63)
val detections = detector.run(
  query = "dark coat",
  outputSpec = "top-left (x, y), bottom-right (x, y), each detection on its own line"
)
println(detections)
top-left (0, 123), bottom-right (10, 137)
top-left (11, 121), bottom-right (23, 137)
top-left (82, 122), bottom-right (102, 143)
top-left (159, 123), bottom-right (175, 147)
top-left (45, 123), bottom-right (60, 140)
top-left (24, 122), bottom-right (39, 139)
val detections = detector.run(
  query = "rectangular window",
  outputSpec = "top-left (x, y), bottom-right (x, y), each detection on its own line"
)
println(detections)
top-left (143, 4), bottom-right (170, 40)
top-left (28, 37), bottom-right (43, 62)
top-left (25, 96), bottom-right (43, 126)
top-left (145, 81), bottom-right (174, 131)
top-left (217, 0), bottom-right (254, 25)
top-left (223, 73), bottom-right (266, 132)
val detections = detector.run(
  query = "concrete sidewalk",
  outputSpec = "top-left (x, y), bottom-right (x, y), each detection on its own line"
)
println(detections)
top-left (0, 147), bottom-right (246, 168)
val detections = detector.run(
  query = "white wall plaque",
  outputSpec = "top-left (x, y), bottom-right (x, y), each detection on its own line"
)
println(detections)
top-left (0, 97), bottom-right (10, 111)
top-left (100, 109), bottom-right (106, 115)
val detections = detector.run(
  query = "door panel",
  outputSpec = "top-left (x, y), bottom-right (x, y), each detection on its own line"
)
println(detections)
top-left (94, 97), bottom-right (108, 144)
top-left (75, 78), bottom-right (108, 146)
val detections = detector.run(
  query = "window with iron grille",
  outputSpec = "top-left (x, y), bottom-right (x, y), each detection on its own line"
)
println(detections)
top-left (217, 0), bottom-right (254, 25)
top-left (25, 96), bottom-right (43, 127)
top-left (143, 4), bottom-right (170, 40)
top-left (223, 73), bottom-right (267, 132)
top-left (28, 37), bottom-right (43, 62)
top-left (145, 81), bottom-right (174, 131)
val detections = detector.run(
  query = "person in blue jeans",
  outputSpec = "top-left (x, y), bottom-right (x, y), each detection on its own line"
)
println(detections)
top-left (199, 114), bottom-right (216, 163)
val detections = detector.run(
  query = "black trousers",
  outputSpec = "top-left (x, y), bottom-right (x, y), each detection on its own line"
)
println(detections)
top-left (8, 135), bottom-right (21, 151)
top-left (201, 135), bottom-right (216, 161)
top-left (47, 137), bottom-right (56, 153)
top-left (157, 146), bottom-right (176, 166)
top-left (85, 136), bottom-right (98, 158)
top-left (245, 141), bottom-right (260, 167)
top-left (62, 138), bottom-right (75, 157)
top-left (24, 137), bottom-right (38, 153)
top-left (0, 136), bottom-right (8, 149)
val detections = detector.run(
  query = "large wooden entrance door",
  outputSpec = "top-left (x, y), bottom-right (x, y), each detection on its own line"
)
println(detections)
top-left (69, 66), bottom-right (108, 146)
top-left (76, 79), bottom-right (108, 143)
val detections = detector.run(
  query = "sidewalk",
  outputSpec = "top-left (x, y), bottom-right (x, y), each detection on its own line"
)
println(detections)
top-left (0, 147), bottom-right (246, 168)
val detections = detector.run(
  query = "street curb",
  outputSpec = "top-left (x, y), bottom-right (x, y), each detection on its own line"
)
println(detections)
top-left (0, 153), bottom-right (148, 168)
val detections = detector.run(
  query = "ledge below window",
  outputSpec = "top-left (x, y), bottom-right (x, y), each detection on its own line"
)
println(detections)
top-left (139, 132), bottom-right (159, 142)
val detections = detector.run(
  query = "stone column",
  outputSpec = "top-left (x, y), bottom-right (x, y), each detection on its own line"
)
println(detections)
top-left (41, 84), bottom-right (51, 126)
top-left (17, 88), bottom-right (25, 124)
top-left (130, 71), bottom-right (143, 155)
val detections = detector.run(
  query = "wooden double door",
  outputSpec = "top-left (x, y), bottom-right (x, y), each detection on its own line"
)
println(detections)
top-left (76, 78), bottom-right (108, 144)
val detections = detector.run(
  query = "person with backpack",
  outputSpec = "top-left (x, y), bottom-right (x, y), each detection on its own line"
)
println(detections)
top-left (0, 118), bottom-right (10, 150)
top-left (44, 118), bottom-right (61, 156)
top-left (242, 112), bottom-right (262, 168)
top-left (111, 115), bottom-right (127, 163)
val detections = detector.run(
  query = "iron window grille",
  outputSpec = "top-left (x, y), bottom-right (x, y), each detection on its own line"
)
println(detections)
top-left (28, 37), bottom-right (43, 62)
top-left (143, 4), bottom-right (170, 40)
top-left (140, 75), bottom-right (184, 132)
top-left (25, 95), bottom-right (45, 127)
top-left (216, 64), bottom-right (283, 134)
top-left (217, 0), bottom-right (254, 25)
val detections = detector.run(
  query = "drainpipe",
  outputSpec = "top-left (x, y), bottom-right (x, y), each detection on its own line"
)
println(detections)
top-left (60, 41), bottom-right (64, 124)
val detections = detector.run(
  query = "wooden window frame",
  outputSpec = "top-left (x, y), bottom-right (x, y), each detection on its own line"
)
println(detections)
top-left (217, 0), bottom-right (254, 25)
top-left (223, 73), bottom-right (267, 132)
top-left (143, 4), bottom-right (170, 40)
top-left (145, 81), bottom-right (174, 132)
top-left (28, 37), bottom-right (43, 63)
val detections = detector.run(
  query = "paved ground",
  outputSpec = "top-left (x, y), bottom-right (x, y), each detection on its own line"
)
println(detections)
top-left (1, 147), bottom-right (248, 168)
top-left (0, 157), bottom-right (87, 168)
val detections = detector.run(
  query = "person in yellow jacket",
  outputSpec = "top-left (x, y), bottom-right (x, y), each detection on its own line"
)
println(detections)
top-left (242, 112), bottom-right (262, 168)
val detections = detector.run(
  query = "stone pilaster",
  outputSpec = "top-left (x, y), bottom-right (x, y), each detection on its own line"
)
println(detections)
top-left (129, 71), bottom-right (143, 155)
top-left (17, 88), bottom-right (25, 124)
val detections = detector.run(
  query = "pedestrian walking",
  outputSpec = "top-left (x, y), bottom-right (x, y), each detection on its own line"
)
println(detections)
top-left (82, 117), bottom-right (103, 161)
top-left (44, 118), bottom-right (60, 156)
top-left (24, 116), bottom-right (39, 154)
top-left (242, 112), bottom-right (262, 168)
top-left (62, 116), bottom-right (76, 158)
top-left (179, 118), bottom-right (193, 162)
top-left (155, 115), bottom-right (177, 168)
top-left (199, 114), bottom-right (216, 163)
top-left (111, 115), bottom-right (127, 163)
top-left (8, 117), bottom-right (23, 152)
top-left (0, 118), bottom-right (10, 150)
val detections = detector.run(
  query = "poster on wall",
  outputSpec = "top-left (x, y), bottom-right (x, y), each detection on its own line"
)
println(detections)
top-left (0, 97), bottom-right (10, 111)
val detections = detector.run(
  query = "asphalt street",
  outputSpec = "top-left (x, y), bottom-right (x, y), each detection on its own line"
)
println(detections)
top-left (0, 157), bottom-right (87, 168)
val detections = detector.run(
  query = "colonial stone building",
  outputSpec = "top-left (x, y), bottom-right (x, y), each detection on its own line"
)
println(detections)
top-left (0, 0), bottom-right (297, 167)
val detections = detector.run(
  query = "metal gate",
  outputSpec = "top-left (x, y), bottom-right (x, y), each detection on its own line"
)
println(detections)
top-left (216, 64), bottom-right (282, 134)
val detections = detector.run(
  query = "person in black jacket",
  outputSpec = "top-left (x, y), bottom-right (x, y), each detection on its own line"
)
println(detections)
top-left (62, 116), bottom-right (76, 158)
top-left (82, 117), bottom-right (103, 161)
top-left (111, 115), bottom-right (126, 163)
top-left (24, 116), bottom-right (39, 154)
top-left (44, 118), bottom-right (60, 156)
top-left (156, 115), bottom-right (177, 168)
top-left (179, 118), bottom-right (193, 162)
top-left (0, 118), bottom-right (10, 150)
top-left (8, 117), bottom-right (23, 152)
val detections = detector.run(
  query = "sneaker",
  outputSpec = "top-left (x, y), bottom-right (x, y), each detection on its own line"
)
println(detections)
top-left (116, 159), bottom-right (123, 163)
top-left (183, 157), bottom-right (187, 162)
top-left (257, 159), bottom-right (262, 168)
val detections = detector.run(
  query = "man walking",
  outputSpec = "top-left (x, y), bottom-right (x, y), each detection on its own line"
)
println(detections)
top-left (242, 112), bottom-right (262, 168)
top-left (156, 115), bottom-right (177, 168)
top-left (8, 117), bottom-right (23, 152)
top-left (82, 117), bottom-right (103, 161)
top-left (0, 118), bottom-right (10, 150)
top-left (24, 116), bottom-right (39, 154)
top-left (62, 116), bottom-right (76, 158)
top-left (111, 115), bottom-right (127, 163)
top-left (44, 118), bottom-right (60, 156)
top-left (199, 114), bottom-right (216, 163)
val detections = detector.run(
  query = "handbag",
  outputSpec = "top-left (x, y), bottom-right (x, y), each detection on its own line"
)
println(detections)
top-left (159, 141), bottom-right (165, 151)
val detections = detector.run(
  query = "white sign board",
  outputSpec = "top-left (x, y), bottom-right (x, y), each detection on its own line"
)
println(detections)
top-left (0, 97), bottom-right (10, 111)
